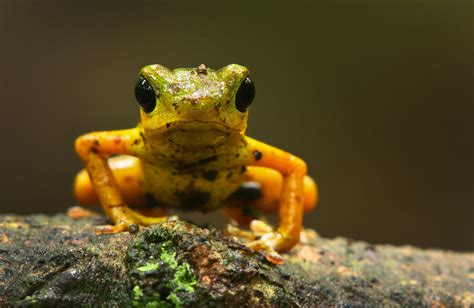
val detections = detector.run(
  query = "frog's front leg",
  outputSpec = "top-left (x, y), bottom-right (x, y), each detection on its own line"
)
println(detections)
top-left (243, 136), bottom-right (312, 253)
top-left (75, 128), bottom-right (166, 233)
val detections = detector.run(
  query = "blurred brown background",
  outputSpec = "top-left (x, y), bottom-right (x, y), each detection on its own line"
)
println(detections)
top-left (0, 1), bottom-right (472, 250)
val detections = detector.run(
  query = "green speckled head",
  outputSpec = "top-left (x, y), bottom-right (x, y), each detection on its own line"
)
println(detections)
top-left (136, 64), bottom-right (252, 141)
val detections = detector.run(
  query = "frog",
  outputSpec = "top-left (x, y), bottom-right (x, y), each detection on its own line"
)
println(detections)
top-left (73, 64), bottom-right (318, 261)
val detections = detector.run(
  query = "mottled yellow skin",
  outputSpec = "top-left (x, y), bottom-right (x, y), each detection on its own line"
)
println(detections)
top-left (74, 64), bottom-right (318, 257)
top-left (136, 64), bottom-right (251, 211)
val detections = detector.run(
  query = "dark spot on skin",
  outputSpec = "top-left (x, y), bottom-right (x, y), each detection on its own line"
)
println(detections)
top-left (167, 138), bottom-right (175, 144)
top-left (93, 140), bottom-right (100, 146)
top-left (90, 146), bottom-right (99, 154)
top-left (170, 83), bottom-right (181, 94)
top-left (133, 139), bottom-right (141, 145)
top-left (235, 153), bottom-right (240, 158)
top-left (189, 98), bottom-right (198, 106)
top-left (226, 99), bottom-right (231, 105)
top-left (203, 170), bottom-right (218, 181)
top-left (241, 204), bottom-right (260, 218)
top-left (176, 189), bottom-right (210, 210)
top-left (166, 123), bottom-right (171, 129)
top-left (172, 102), bottom-right (178, 109)
top-left (128, 224), bottom-right (139, 234)
top-left (230, 182), bottom-right (262, 201)
top-left (253, 150), bottom-right (263, 161)
top-left (175, 155), bottom-right (218, 172)
top-left (174, 164), bottom-right (189, 172)
top-left (113, 137), bottom-right (121, 145)
top-left (198, 155), bottom-right (218, 165)
top-left (214, 102), bottom-right (221, 112)
top-left (241, 166), bottom-right (247, 174)
top-left (226, 171), bottom-right (233, 179)
top-left (140, 132), bottom-right (147, 144)
top-left (145, 193), bottom-right (158, 208)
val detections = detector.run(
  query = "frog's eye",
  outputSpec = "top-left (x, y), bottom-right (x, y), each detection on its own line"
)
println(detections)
top-left (134, 75), bottom-right (157, 113)
top-left (235, 77), bottom-right (255, 113)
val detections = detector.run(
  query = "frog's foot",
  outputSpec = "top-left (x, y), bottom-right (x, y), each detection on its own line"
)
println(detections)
top-left (245, 228), bottom-right (287, 264)
top-left (95, 207), bottom-right (168, 235)
top-left (225, 219), bottom-right (287, 264)
top-left (224, 219), bottom-right (272, 240)
top-left (224, 224), bottom-right (255, 240)
top-left (67, 206), bottom-right (99, 219)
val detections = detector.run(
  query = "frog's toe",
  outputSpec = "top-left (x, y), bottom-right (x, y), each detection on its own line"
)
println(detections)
top-left (67, 206), bottom-right (98, 219)
top-left (94, 223), bottom-right (127, 234)
top-left (249, 219), bottom-right (274, 237)
top-left (128, 210), bottom-right (168, 226)
top-left (94, 213), bottom-right (167, 235)
top-left (265, 250), bottom-right (286, 265)
top-left (245, 231), bottom-right (288, 264)
top-left (224, 224), bottom-right (256, 240)
top-left (245, 231), bottom-right (284, 251)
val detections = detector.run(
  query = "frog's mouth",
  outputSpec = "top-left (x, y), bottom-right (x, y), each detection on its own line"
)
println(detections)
top-left (151, 121), bottom-right (239, 147)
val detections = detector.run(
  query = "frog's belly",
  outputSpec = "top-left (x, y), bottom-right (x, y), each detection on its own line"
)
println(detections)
top-left (143, 163), bottom-right (244, 212)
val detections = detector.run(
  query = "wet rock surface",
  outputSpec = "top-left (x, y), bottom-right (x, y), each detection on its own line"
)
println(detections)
top-left (0, 214), bottom-right (472, 306)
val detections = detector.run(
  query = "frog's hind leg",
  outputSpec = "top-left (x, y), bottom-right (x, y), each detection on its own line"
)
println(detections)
top-left (222, 166), bottom-right (318, 226)
top-left (74, 155), bottom-right (149, 208)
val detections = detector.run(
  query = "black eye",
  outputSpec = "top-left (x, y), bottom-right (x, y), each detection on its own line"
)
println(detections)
top-left (235, 77), bottom-right (255, 113)
top-left (134, 75), bottom-right (157, 113)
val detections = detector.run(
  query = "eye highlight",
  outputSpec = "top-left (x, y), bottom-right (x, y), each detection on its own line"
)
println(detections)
top-left (235, 77), bottom-right (255, 113)
top-left (134, 75), bottom-right (157, 113)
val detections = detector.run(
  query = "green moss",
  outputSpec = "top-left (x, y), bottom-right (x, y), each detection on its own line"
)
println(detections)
top-left (137, 262), bottom-right (160, 273)
top-left (133, 285), bottom-right (144, 298)
top-left (129, 239), bottom-right (197, 308)
top-left (160, 243), bottom-right (178, 269)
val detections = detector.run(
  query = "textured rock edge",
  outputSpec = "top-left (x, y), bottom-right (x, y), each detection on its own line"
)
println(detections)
top-left (0, 214), bottom-right (472, 307)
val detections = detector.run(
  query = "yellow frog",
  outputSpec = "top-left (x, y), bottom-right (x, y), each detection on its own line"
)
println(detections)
top-left (73, 64), bottom-right (318, 260)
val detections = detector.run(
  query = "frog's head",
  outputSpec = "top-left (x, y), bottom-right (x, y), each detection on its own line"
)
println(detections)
top-left (135, 64), bottom-right (255, 146)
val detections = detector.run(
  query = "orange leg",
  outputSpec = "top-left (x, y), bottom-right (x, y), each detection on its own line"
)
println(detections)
top-left (75, 129), bottom-right (166, 233)
top-left (74, 155), bottom-right (167, 218)
top-left (240, 137), bottom-right (317, 253)
top-left (222, 166), bottom-right (318, 225)
top-left (74, 155), bottom-right (148, 207)
top-left (245, 166), bottom-right (317, 213)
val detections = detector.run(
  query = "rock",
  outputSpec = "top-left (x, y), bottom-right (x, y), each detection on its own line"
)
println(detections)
top-left (0, 214), bottom-right (472, 306)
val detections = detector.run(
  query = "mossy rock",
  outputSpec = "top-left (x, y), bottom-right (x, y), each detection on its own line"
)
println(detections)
top-left (0, 214), bottom-right (472, 307)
